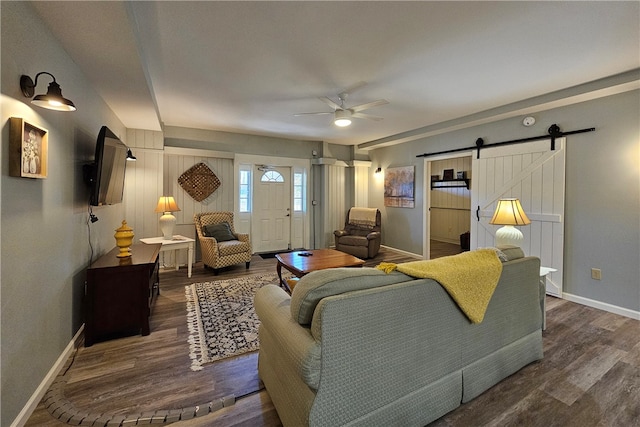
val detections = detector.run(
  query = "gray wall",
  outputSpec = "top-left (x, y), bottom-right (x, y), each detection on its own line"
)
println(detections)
top-left (369, 148), bottom-right (425, 254)
top-left (369, 90), bottom-right (640, 312)
top-left (164, 125), bottom-right (323, 159)
top-left (1, 3), bottom-right (637, 425)
top-left (164, 126), bottom-right (356, 250)
top-left (1, 3), bottom-right (128, 424)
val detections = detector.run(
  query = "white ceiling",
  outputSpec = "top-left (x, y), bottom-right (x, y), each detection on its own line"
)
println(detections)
top-left (30, 1), bottom-right (639, 147)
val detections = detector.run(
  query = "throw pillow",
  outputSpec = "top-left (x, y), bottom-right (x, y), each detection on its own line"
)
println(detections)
top-left (291, 268), bottom-right (413, 325)
top-left (495, 245), bottom-right (525, 261)
top-left (203, 222), bottom-right (236, 242)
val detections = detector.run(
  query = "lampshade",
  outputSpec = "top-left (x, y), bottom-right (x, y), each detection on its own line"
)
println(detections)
top-left (334, 110), bottom-right (352, 127)
top-left (20, 73), bottom-right (76, 112)
top-left (489, 199), bottom-right (531, 226)
top-left (155, 196), bottom-right (180, 213)
top-left (155, 197), bottom-right (180, 240)
top-left (490, 198), bottom-right (531, 247)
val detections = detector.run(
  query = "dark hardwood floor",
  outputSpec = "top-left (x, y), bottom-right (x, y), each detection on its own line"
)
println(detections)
top-left (430, 240), bottom-right (463, 258)
top-left (25, 247), bottom-right (640, 426)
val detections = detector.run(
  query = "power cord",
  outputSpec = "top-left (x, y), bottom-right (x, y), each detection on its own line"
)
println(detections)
top-left (87, 203), bottom-right (96, 266)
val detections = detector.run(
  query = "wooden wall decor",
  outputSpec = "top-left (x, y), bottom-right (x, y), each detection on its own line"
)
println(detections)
top-left (9, 117), bottom-right (48, 179)
top-left (178, 162), bottom-right (221, 202)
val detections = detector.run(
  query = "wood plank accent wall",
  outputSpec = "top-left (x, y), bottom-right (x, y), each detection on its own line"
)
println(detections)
top-left (123, 132), bottom-right (236, 265)
top-left (163, 152), bottom-right (235, 238)
top-left (353, 164), bottom-right (370, 208)
top-left (324, 164), bottom-right (348, 248)
top-left (124, 129), bottom-right (164, 242)
top-left (430, 156), bottom-right (471, 244)
top-left (126, 129), bottom-right (163, 150)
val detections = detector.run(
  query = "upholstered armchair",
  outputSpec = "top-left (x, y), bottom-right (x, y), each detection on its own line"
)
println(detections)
top-left (334, 207), bottom-right (381, 259)
top-left (193, 211), bottom-right (252, 274)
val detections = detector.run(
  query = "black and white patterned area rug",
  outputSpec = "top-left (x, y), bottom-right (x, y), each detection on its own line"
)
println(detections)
top-left (185, 273), bottom-right (284, 371)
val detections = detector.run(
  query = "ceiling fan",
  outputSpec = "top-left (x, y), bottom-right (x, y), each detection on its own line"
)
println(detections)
top-left (294, 82), bottom-right (389, 127)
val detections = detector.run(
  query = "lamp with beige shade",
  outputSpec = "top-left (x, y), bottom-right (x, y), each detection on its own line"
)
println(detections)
top-left (489, 198), bottom-right (531, 247)
top-left (155, 196), bottom-right (181, 240)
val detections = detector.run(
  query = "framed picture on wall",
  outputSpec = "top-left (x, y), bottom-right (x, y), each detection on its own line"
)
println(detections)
top-left (384, 165), bottom-right (415, 208)
top-left (9, 117), bottom-right (48, 179)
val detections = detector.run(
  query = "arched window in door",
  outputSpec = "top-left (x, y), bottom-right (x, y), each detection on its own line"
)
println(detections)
top-left (261, 170), bottom-right (284, 182)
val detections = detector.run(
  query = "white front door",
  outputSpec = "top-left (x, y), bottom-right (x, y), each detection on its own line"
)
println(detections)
top-left (471, 138), bottom-right (566, 297)
top-left (252, 166), bottom-right (291, 253)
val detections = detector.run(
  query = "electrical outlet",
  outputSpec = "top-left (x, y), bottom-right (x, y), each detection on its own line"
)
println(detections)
top-left (591, 268), bottom-right (602, 280)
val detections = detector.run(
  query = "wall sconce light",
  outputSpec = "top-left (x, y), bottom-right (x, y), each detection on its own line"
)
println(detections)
top-left (489, 198), bottom-right (531, 247)
top-left (155, 196), bottom-right (181, 240)
top-left (20, 72), bottom-right (76, 112)
top-left (126, 148), bottom-right (137, 162)
top-left (375, 167), bottom-right (382, 174)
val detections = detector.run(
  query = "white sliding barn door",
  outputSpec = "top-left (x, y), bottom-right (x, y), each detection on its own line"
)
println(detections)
top-left (471, 138), bottom-right (565, 297)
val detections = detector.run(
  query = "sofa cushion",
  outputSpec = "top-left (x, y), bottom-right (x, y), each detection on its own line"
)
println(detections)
top-left (344, 225), bottom-right (372, 237)
top-left (290, 268), bottom-right (413, 325)
top-left (336, 235), bottom-right (368, 247)
top-left (496, 245), bottom-right (525, 261)
top-left (218, 240), bottom-right (250, 256)
top-left (203, 222), bottom-right (236, 241)
top-left (479, 245), bottom-right (524, 262)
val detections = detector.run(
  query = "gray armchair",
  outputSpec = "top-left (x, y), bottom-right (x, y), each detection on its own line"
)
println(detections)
top-left (334, 207), bottom-right (381, 259)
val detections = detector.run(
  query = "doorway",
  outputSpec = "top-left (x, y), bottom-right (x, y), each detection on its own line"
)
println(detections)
top-left (251, 166), bottom-right (292, 253)
top-left (424, 153), bottom-right (473, 259)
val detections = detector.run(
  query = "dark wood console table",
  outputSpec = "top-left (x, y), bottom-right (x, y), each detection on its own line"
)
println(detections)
top-left (84, 243), bottom-right (161, 346)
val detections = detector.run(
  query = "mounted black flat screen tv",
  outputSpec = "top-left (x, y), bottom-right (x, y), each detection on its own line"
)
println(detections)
top-left (84, 126), bottom-right (128, 206)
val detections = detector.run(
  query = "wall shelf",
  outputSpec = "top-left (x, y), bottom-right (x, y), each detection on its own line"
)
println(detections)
top-left (431, 179), bottom-right (470, 190)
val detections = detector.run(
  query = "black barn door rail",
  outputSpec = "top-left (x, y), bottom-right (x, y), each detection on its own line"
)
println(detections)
top-left (416, 124), bottom-right (595, 159)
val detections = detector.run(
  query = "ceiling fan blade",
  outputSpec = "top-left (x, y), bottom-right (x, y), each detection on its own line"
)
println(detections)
top-left (350, 99), bottom-right (389, 113)
top-left (338, 81), bottom-right (367, 99)
top-left (352, 112), bottom-right (384, 121)
top-left (293, 111), bottom-right (333, 116)
top-left (318, 96), bottom-right (342, 110)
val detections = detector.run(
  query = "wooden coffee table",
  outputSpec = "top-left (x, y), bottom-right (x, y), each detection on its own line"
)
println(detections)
top-left (275, 249), bottom-right (365, 292)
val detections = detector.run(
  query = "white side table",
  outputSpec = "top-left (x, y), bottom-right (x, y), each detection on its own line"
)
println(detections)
top-left (539, 267), bottom-right (557, 330)
top-left (140, 236), bottom-right (195, 278)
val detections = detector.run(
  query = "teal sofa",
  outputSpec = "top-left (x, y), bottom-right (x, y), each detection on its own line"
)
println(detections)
top-left (254, 246), bottom-right (542, 426)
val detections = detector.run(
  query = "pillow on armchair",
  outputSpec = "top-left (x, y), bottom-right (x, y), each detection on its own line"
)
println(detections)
top-left (203, 222), bottom-right (236, 241)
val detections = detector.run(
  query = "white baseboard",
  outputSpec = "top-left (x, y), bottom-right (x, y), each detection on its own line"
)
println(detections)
top-left (11, 325), bottom-right (84, 427)
top-left (562, 293), bottom-right (640, 320)
top-left (430, 238), bottom-right (460, 245)
top-left (380, 245), bottom-right (423, 260)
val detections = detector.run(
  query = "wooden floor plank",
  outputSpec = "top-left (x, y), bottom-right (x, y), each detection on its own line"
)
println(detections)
top-left (24, 247), bottom-right (640, 427)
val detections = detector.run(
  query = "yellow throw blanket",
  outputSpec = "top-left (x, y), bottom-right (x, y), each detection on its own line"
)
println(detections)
top-left (377, 249), bottom-right (503, 324)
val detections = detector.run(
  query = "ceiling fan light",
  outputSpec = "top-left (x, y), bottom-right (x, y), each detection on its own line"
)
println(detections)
top-left (334, 109), bottom-right (352, 127)
top-left (334, 118), bottom-right (352, 127)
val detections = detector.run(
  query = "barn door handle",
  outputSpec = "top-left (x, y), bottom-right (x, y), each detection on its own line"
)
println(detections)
top-left (476, 206), bottom-right (480, 221)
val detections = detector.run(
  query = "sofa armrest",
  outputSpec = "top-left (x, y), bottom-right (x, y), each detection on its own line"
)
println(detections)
top-left (255, 285), bottom-right (322, 389)
top-left (198, 235), bottom-right (219, 252)
top-left (197, 236), bottom-right (220, 266)
top-left (235, 232), bottom-right (250, 243)
top-left (366, 231), bottom-right (380, 240)
top-left (334, 230), bottom-right (347, 237)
